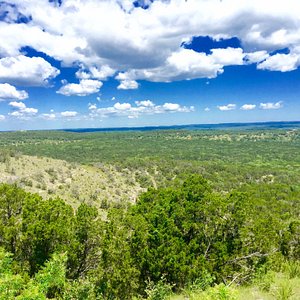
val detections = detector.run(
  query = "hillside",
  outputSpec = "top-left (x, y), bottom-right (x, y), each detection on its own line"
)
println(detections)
top-left (0, 153), bottom-right (143, 210)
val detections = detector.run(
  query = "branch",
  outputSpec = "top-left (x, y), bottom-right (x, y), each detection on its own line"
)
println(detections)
top-left (204, 240), bottom-right (211, 258)
top-left (225, 249), bottom-right (277, 265)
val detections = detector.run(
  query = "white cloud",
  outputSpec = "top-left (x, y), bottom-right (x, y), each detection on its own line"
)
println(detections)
top-left (240, 104), bottom-right (256, 110)
top-left (204, 107), bottom-right (210, 112)
top-left (1, 0), bottom-right (300, 89)
top-left (0, 21), bottom-right (87, 64)
top-left (210, 47), bottom-right (244, 66)
top-left (89, 100), bottom-right (194, 119)
top-left (88, 103), bottom-right (97, 110)
top-left (244, 51), bottom-right (269, 64)
top-left (61, 111), bottom-right (78, 117)
top-left (115, 47), bottom-right (245, 83)
top-left (0, 55), bottom-right (59, 86)
top-left (0, 115), bottom-right (5, 121)
top-left (76, 65), bottom-right (115, 80)
top-left (57, 79), bottom-right (103, 96)
top-left (22, 107), bottom-right (38, 114)
top-left (218, 104), bottom-right (236, 111)
top-left (41, 113), bottom-right (56, 120)
top-left (9, 111), bottom-right (23, 117)
top-left (257, 53), bottom-right (299, 72)
top-left (259, 101), bottom-right (283, 110)
top-left (0, 83), bottom-right (28, 101)
top-left (165, 49), bottom-right (224, 80)
top-left (135, 100), bottom-right (155, 107)
top-left (9, 101), bottom-right (26, 109)
top-left (163, 103), bottom-right (181, 111)
top-left (114, 102), bottom-right (132, 110)
top-left (117, 80), bottom-right (139, 90)
top-left (9, 101), bottom-right (38, 119)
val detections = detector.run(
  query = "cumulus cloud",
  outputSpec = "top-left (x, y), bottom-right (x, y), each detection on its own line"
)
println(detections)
top-left (61, 111), bottom-right (78, 117)
top-left (210, 47), bottom-right (244, 66)
top-left (163, 103), bottom-right (181, 111)
top-left (41, 113), bottom-right (56, 120)
top-left (135, 100), bottom-right (155, 107)
top-left (115, 47), bottom-right (246, 84)
top-left (76, 65), bottom-right (115, 80)
top-left (42, 110), bottom-right (80, 120)
top-left (57, 79), bottom-right (103, 96)
top-left (0, 21), bottom-right (87, 64)
top-left (244, 51), bottom-right (269, 64)
top-left (9, 101), bottom-right (38, 119)
top-left (21, 107), bottom-right (37, 114)
top-left (117, 80), bottom-right (139, 90)
top-left (88, 103), bottom-right (97, 110)
top-left (88, 100), bottom-right (194, 119)
top-left (9, 101), bottom-right (26, 109)
top-left (217, 104), bottom-right (236, 111)
top-left (0, 55), bottom-right (59, 86)
top-left (0, 115), bottom-right (5, 121)
top-left (0, 83), bottom-right (28, 101)
top-left (240, 104), bottom-right (256, 110)
top-left (259, 101), bottom-right (283, 109)
top-left (257, 53), bottom-right (299, 72)
top-left (1, 0), bottom-right (300, 89)
top-left (204, 107), bottom-right (210, 112)
top-left (114, 102), bottom-right (132, 110)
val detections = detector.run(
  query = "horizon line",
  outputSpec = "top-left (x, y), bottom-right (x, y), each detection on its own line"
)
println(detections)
top-left (1, 120), bottom-right (300, 133)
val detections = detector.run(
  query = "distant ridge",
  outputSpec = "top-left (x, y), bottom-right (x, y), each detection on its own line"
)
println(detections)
top-left (61, 121), bottom-right (300, 133)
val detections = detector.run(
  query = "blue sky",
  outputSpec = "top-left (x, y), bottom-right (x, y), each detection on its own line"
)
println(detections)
top-left (0, 0), bottom-right (300, 130)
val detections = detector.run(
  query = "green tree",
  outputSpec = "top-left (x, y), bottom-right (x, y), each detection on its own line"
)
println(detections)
top-left (92, 208), bottom-right (140, 299)
top-left (69, 203), bottom-right (100, 279)
top-left (0, 184), bottom-right (27, 254)
top-left (0, 248), bottom-right (25, 300)
top-left (20, 197), bottom-right (75, 275)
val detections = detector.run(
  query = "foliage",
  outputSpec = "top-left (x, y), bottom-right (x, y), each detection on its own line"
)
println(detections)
top-left (145, 277), bottom-right (174, 300)
top-left (0, 248), bottom-right (25, 300)
top-left (284, 260), bottom-right (300, 279)
top-left (92, 208), bottom-right (140, 299)
top-left (0, 248), bottom-right (67, 299)
top-left (204, 284), bottom-right (238, 300)
top-left (1, 129), bottom-right (299, 193)
top-left (0, 128), bottom-right (299, 299)
top-left (20, 197), bottom-right (75, 275)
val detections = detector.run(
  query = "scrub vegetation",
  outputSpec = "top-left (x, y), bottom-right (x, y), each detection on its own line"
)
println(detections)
top-left (0, 128), bottom-right (299, 299)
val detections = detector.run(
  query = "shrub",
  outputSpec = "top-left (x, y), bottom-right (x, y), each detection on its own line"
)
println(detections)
top-left (145, 278), bottom-right (173, 300)
top-left (203, 284), bottom-right (238, 300)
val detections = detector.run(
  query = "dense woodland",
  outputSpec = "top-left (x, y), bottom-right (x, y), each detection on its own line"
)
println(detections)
top-left (0, 128), bottom-right (299, 299)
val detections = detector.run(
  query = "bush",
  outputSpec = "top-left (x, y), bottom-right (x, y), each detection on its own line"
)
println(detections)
top-left (145, 278), bottom-right (174, 300)
top-left (203, 284), bottom-right (238, 300)
top-left (184, 272), bottom-right (215, 296)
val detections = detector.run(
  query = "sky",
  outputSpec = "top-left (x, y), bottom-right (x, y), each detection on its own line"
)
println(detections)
top-left (0, 0), bottom-right (300, 130)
